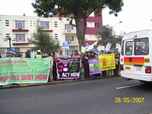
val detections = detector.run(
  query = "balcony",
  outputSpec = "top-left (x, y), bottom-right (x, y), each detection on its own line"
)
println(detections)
top-left (86, 16), bottom-right (102, 23)
top-left (12, 28), bottom-right (29, 32)
top-left (13, 42), bottom-right (30, 45)
top-left (85, 28), bottom-right (97, 35)
top-left (40, 29), bottom-right (53, 32)
top-left (12, 39), bottom-right (32, 45)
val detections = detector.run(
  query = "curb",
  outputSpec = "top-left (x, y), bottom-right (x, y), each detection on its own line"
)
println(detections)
top-left (0, 79), bottom-right (85, 89)
top-left (0, 76), bottom-right (121, 89)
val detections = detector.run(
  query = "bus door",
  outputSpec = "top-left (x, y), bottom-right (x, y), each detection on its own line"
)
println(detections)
top-left (123, 40), bottom-right (134, 72)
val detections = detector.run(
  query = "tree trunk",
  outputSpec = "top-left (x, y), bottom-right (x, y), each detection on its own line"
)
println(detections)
top-left (75, 17), bottom-right (86, 52)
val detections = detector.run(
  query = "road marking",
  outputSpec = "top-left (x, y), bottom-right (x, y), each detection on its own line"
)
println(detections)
top-left (115, 84), bottom-right (140, 90)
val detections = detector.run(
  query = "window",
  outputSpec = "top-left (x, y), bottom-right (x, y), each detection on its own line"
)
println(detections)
top-left (15, 34), bottom-right (25, 42)
top-left (15, 20), bottom-right (25, 29)
top-left (65, 36), bottom-right (75, 43)
top-left (54, 21), bottom-right (58, 27)
top-left (5, 20), bottom-right (9, 26)
top-left (54, 34), bottom-right (58, 39)
top-left (5, 33), bottom-right (10, 39)
top-left (125, 41), bottom-right (133, 55)
top-left (121, 40), bottom-right (124, 55)
top-left (30, 21), bottom-right (32, 26)
top-left (134, 38), bottom-right (149, 55)
top-left (65, 24), bottom-right (73, 32)
top-left (71, 36), bottom-right (74, 42)
top-left (87, 22), bottom-right (95, 28)
top-left (39, 21), bottom-right (49, 29)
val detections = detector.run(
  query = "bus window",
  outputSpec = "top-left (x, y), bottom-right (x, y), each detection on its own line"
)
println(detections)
top-left (121, 41), bottom-right (124, 55)
top-left (125, 41), bottom-right (133, 55)
top-left (134, 38), bottom-right (149, 55)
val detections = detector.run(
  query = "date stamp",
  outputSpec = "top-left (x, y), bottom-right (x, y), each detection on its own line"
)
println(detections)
top-left (114, 96), bottom-right (144, 104)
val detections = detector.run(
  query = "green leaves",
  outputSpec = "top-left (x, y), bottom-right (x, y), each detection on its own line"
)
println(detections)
top-left (32, 0), bottom-right (123, 50)
top-left (97, 25), bottom-right (122, 46)
top-left (32, 0), bottom-right (124, 17)
top-left (33, 28), bottom-right (60, 54)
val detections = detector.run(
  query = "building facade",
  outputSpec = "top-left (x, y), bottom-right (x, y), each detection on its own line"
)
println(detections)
top-left (84, 9), bottom-right (102, 45)
top-left (0, 15), bottom-right (79, 57)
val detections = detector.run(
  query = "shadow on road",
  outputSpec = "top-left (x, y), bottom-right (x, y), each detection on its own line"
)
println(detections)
top-left (132, 82), bottom-right (152, 92)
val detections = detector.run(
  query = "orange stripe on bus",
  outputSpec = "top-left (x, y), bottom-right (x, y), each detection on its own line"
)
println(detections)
top-left (124, 57), bottom-right (144, 65)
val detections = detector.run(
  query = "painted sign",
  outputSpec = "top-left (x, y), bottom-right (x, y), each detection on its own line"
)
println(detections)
top-left (88, 58), bottom-right (101, 76)
top-left (98, 54), bottom-right (116, 71)
top-left (56, 57), bottom-right (80, 80)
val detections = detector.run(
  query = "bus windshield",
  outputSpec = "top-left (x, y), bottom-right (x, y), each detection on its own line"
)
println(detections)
top-left (134, 38), bottom-right (149, 55)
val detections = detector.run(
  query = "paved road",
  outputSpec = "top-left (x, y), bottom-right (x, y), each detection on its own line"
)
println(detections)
top-left (0, 77), bottom-right (152, 114)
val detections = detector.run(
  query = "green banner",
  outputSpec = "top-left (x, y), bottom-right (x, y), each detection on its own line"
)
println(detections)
top-left (0, 58), bottom-right (52, 85)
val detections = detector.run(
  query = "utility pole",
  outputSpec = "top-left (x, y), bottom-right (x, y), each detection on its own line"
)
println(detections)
top-left (8, 36), bottom-right (11, 49)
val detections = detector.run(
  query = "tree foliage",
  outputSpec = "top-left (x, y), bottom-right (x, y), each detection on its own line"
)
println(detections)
top-left (97, 25), bottom-right (122, 47)
top-left (32, 0), bottom-right (124, 50)
top-left (33, 28), bottom-right (60, 54)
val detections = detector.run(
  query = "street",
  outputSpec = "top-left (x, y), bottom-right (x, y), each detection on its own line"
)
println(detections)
top-left (0, 77), bottom-right (152, 114)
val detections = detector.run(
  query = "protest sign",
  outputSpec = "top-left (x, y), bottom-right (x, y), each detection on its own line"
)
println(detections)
top-left (0, 58), bottom-right (52, 85)
top-left (88, 58), bottom-right (101, 76)
top-left (98, 54), bottom-right (116, 71)
top-left (56, 57), bottom-right (80, 80)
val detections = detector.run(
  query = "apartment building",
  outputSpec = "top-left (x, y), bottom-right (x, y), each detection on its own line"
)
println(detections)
top-left (84, 9), bottom-right (102, 45)
top-left (0, 15), bottom-right (79, 56)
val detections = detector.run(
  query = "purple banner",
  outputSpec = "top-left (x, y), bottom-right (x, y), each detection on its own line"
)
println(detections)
top-left (56, 57), bottom-right (80, 80)
top-left (88, 59), bottom-right (101, 76)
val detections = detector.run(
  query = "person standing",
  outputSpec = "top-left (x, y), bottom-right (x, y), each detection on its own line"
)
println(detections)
top-left (35, 50), bottom-right (42, 58)
top-left (71, 50), bottom-right (80, 58)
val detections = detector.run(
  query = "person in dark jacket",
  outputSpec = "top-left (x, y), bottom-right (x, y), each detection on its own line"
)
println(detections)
top-left (82, 53), bottom-right (90, 79)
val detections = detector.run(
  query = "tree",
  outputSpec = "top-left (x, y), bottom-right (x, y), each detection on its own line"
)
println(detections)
top-left (32, 0), bottom-right (123, 50)
top-left (33, 28), bottom-right (60, 55)
top-left (97, 25), bottom-right (122, 48)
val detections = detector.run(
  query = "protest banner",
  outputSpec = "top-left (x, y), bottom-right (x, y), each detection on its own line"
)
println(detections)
top-left (88, 58), bottom-right (101, 76)
top-left (0, 58), bottom-right (52, 85)
top-left (98, 54), bottom-right (116, 71)
top-left (56, 57), bottom-right (80, 80)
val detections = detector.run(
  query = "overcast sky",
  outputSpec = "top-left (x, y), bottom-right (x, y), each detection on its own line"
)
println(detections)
top-left (0, 0), bottom-right (152, 35)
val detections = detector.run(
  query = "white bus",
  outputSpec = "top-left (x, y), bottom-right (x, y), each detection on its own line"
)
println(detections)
top-left (120, 30), bottom-right (152, 82)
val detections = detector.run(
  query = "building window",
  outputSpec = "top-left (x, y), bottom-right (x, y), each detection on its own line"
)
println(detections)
top-left (65, 36), bottom-right (75, 43)
top-left (15, 20), bottom-right (25, 29)
top-left (30, 21), bottom-right (32, 27)
top-left (87, 22), bottom-right (95, 28)
top-left (15, 34), bottom-right (25, 42)
top-left (5, 33), bottom-right (10, 39)
top-left (39, 21), bottom-right (49, 29)
top-left (65, 24), bottom-right (73, 32)
top-left (71, 36), bottom-right (74, 41)
top-left (5, 20), bottom-right (9, 26)
top-left (54, 21), bottom-right (58, 27)
top-left (54, 34), bottom-right (58, 39)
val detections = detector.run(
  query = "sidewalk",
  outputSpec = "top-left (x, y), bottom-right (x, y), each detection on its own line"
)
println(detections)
top-left (0, 76), bottom-right (121, 89)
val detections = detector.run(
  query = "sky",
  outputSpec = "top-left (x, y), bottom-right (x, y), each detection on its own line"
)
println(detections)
top-left (0, 0), bottom-right (152, 35)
